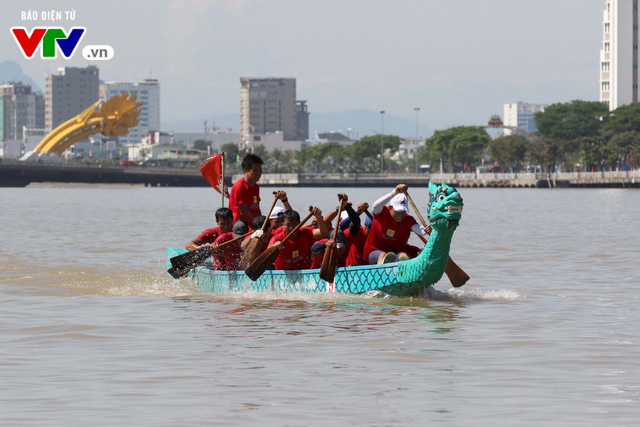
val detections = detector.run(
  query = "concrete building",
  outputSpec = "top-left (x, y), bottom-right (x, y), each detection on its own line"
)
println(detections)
top-left (239, 77), bottom-right (309, 149)
top-left (503, 102), bottom-right (547, 134)
top-left (100, 79), bottom-right (160, 145)
top-left (600, 0), bottom-right (639, 110)
top-left (251, 131), bottom-right (301, 152)
top-left (45, 66), bottom-right (99, 133)
top-left (0, 82), bottom-right (44, 141)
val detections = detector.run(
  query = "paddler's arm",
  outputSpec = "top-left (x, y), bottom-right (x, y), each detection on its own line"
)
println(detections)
top-left (311, 207), bottom-right (329, 239)
top-left (411, 223), bottom-right (432, 237)
top-left (276, 190), bottom-right (292, 211)
top-left (186, 237), bottom-right (205, 251)
top-left (345, 202), bottom-right (361, 237)
top-left (325, 193), bottom-right (349, 225)
top-left (237, 203), bottom-right (255, 225)
top-left (372, 184), bottom-right (407, 214)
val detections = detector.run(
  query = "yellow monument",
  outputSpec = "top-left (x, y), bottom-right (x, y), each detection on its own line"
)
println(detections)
top-left (34, 92), bottom-right (143, 156)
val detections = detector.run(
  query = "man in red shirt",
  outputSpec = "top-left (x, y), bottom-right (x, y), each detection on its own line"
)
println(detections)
top-left (228, 153), bottom-right (263, 224)
top-left (211, 219), bottom-right (249, 271)
top-left (343, 202), bottom-right (371, 267)
top-left (363, 184), bottom-right (430, 264)
top-left (185, 207), bottom-right (234, 251)
top-left (310, 229), bottom-right (348, 269)
top-left (268, 207), bottom-right (328, 270)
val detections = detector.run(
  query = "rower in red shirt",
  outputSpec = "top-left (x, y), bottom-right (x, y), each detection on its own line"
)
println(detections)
top-left (184, 207), bottom-right (234, 251)
top-left (211, 219), bottom-right (250, 271)
top-left (363, 184), bottom-right (430, 264)
top-left (228, 153), bottom-right (263, 224)
top-left (342, 202), bottom-right (371, 267)
top-left (268, 207), bottom-right (328, 270)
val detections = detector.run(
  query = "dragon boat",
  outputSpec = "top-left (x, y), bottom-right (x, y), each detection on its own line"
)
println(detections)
top-left (167, 181), bottom-right (463, 297)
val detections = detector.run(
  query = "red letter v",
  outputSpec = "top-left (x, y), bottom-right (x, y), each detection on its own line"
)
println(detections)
top-left (11, 27), bottom-right (47, 59)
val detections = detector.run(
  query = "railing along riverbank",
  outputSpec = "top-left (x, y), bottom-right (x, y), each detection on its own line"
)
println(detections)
top-left (2, 159), bottom-right (640, 188)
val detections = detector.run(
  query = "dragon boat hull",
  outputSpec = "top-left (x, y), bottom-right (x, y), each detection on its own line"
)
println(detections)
top-left (167, 247), bottom-right (433, 296)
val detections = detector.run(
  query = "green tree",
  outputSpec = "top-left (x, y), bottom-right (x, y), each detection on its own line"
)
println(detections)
top-left (421, 126), bottom-right (490, 171)
top-left (529, 138), bottom-right (569, 172)
top-left (192, 139), bottom-right (210, 151)
top-left (253, 144), bottom-right (268, 158)
top-left (299, 142), bottom-right (346, 165)
top-left (220, 143), bottom-right (240, 162)
top-left (603, 131), bottom-right (640, 169)
top-left (534, 100), bottom-right (608, 140)
top-left (488, 135), bottom-right (529, 172)
top-left (349, 135), bottom-right (401, 161)
top-left (603, 103), bottom-right (640, 134)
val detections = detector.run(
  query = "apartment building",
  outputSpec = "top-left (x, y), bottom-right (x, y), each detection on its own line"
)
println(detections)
top-left (0, 82), bottom-right (44, 141)
top-left (100, 79), bottom-right (160, 145)
top-left (240, 77), bottom-right (309, 148)
top-left (600, 0), bottom-right (639, 110)
top-left (45, 66), bottom-right (99, 132)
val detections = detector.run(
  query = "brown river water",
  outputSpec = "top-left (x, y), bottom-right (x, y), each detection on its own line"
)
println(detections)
top-left (1, 185), bottom-right (639, 425)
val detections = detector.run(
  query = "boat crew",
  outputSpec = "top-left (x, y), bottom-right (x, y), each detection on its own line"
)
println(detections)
top-left (363, 184), bottom-right (430, 264)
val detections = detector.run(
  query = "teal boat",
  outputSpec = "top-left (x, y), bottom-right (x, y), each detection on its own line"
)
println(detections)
top-left (167, 182), bottom-right (464, 297)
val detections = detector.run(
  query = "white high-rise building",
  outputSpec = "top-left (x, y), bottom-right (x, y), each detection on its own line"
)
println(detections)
top-left (100, 79), bottom-right (160, 145)
top-left (600, 0), bottom-right (639, 110)
top-left (503, 102), bottom-right (547, 134)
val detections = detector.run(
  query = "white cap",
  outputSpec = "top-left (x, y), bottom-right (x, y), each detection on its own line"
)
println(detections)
top-left (389, 194), bottom-right (409, 212)
top-left (269, 206), bottom-right (285, 219)
top-left (340, 210), bottom-right (349, 221)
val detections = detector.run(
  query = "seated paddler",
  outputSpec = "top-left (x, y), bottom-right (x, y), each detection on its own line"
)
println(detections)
top-left (185, 207), bottom-right (234, 252)
top-left (267, 207), bottom-right (328, 270)
top-left (363, 184), bottom-right (430, 264)
top-left (210, 219), bottom-right (249, 271)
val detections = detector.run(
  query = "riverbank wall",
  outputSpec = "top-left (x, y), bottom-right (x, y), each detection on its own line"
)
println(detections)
top-left (1, 161), bottom-right (639, 188)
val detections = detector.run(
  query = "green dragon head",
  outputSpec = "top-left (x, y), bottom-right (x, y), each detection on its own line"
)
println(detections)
top-left (427, 181), bottom-right (463, 230)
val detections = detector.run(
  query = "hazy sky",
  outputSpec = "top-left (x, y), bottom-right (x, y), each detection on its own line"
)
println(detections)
top-left (1, 0), bottom-right (605, 131)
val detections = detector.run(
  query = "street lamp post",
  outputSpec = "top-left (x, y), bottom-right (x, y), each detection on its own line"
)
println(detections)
top-left (380, 110), bottom-right (385, 173)
top-left (414, 107), bottom-right (420, 173)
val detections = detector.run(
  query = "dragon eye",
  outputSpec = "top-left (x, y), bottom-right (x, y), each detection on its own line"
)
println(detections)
top-left (438, 194), bottom-right (445, 201)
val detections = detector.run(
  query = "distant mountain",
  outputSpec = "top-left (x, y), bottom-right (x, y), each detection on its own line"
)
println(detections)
top-left (309, 109), bottom-right (433, 139)
top-left (163, 113), bottom-right (240, 133)
top-left (0, 61), bottom-right (42, 93)
top-left (163, 109), bottom-right (433, 139)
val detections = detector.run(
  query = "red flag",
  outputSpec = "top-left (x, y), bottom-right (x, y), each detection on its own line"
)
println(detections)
top-left (199, 153), bottom-right (229, 197)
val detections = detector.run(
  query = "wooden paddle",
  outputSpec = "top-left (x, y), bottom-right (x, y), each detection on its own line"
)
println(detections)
top-left (245, 207), bottom-right (315, 281)
top-left (319, 195), bottom-right (344, 283)
top-left (238, 192), bottom-right (279, 270)
top-left (168, 231), bottom-right (252, 279)
top-left (405, 191), bottom-right (470, 288)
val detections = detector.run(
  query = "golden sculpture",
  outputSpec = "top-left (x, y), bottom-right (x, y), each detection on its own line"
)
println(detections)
top-left (34, 92), bottom-right (143, 156)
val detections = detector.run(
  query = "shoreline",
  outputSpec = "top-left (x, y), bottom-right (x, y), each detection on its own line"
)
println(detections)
top-left (1, 161), bottom-right (639, 189)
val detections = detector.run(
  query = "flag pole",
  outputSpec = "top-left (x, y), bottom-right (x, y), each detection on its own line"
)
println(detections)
top-left (221, 151), bottom-right (226, 208)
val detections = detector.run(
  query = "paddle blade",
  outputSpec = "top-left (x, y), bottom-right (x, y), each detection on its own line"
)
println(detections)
top-left (238, 238), bottom-right (262, 270)
top-left (319, 247), bottom-right (338, 283)
top-left (445, 257), bottom-right (470, 288)
top-left (168, 266), bottom-right (191, 279)
top-left (245, 246), bottom-right (279, 281)
top-left (170, 247), bottom-right (213, 271)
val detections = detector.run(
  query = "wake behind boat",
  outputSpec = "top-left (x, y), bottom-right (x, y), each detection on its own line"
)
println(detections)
top-left (167, 182), bottom-right (465, 297)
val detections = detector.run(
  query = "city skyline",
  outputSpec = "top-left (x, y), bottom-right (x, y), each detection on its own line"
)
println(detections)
top-left (1, 0), bottom-right (604, 134)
